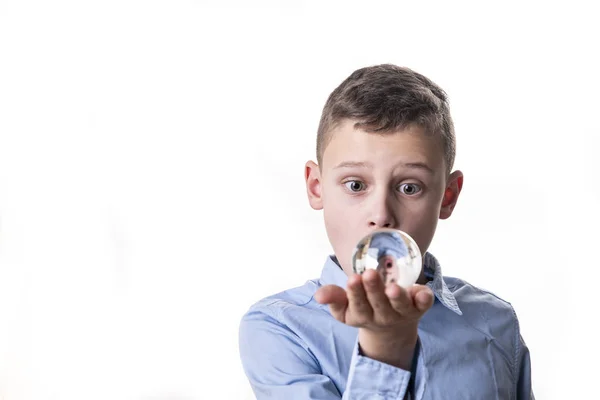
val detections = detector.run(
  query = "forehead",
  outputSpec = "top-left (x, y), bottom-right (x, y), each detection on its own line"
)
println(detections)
top-left (321, 120), bottom-right (446, 174)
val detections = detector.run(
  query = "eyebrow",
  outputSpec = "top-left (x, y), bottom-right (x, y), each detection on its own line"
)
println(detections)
top-left (333, 161), bottom-right (372, 170)
top-left (334, 161), bottom-right (435, 174)
top-left (403, 162), bottom-right (435, 174)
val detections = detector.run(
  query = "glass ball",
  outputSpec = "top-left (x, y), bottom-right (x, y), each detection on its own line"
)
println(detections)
top-left (352, 228), bottom-right (422, 288)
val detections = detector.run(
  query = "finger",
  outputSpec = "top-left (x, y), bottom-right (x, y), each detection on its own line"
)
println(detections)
top-left (346, 273), bottom-right (373, 323)
top-left (408, 285), bottom-right (435, 313)
top-left (362, 269), bottom-right (395, 317)
top-left (385, 282), bottom-right (414, 316)
top-left (315, 284), bottom-right (347, 305)
top-left (315, 284), bottom-right (349, 322)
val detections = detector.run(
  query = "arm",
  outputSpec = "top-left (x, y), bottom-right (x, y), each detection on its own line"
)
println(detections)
top-left (346, 336), bottom-right (420, 399)
top-left (317, 268), bottom-right (432, 399)
top-left (239, 269), bottom-right (432, 399)
top-left (239, 311), bottom-right (341, 399)
top-left (516, 333), bottom-right (535, 400)
top-left (239, 310), bottom-right (416, 400)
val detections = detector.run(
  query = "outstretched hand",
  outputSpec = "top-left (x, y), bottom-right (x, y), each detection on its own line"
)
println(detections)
top-left (315, 269), bottom-right (434, 329)
top-left (314, 268), bottom-right (434, 369)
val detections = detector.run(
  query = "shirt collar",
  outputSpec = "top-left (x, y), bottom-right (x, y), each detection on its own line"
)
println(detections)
top-left (318, 252), bottom-right (463, 315)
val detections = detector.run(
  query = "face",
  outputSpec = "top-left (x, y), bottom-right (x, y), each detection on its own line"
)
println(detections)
top-left (305, 120), bottom-right (463, 278)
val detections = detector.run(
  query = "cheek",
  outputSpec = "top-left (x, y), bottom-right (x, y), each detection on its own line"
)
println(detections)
top-left (401, 201), bottom-right (440, 255)
top-left (323, 202), bottom-right (363, 272)
top-left (324, 211), bottom-right (352, 247)
top-left (413, 219), bottom-right (438, 255)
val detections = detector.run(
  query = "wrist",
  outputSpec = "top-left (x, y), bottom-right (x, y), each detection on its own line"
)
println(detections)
top-left (358, 326), bottom-right (419, 370)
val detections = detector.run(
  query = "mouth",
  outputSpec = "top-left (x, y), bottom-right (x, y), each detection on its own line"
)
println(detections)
top-left (380, 255), bottom-right (396, 269)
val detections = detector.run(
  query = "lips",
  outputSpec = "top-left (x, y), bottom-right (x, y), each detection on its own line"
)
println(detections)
top-left (380, 255), bottom-right (396, 269)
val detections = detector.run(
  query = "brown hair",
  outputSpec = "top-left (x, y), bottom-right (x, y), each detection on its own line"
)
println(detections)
top-left (316, 64), bottom-right (456, 175)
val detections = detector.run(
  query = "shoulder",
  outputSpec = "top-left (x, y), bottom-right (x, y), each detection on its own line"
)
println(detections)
top-left (241, 278), bottom-right (321, 321)
top-left (443, 275), bottom-right (522, 345)
top-left (238, 279), bottom-right (327, 370)
top-left (444, 276), bottom-right (516, 314)
top-left (442, 275), bottom-right (531, 382)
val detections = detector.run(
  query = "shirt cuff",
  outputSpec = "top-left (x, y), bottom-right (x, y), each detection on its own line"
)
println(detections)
top-left (344, 337), bottom-right (411, 399)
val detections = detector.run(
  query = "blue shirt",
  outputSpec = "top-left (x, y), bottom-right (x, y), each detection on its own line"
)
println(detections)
top-left (239, 252), bottom-right (534, 399)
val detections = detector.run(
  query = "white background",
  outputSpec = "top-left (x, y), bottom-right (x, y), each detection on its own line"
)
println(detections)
top-left (1, 1), bottom-right (598, 399)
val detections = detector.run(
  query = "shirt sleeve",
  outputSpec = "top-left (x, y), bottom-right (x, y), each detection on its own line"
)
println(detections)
top-left (344, 337), bottom-right (412, 399)
top-left (239, 309), bottom-right (413, 400)
top-left (515, 333), bottom-right (535, 400)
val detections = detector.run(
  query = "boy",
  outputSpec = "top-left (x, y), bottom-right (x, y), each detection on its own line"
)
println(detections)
top-left (238, 64), bottom-right (534, 399)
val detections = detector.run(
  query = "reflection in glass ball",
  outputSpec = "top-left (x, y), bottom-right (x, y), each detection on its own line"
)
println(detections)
top-left (352, 229), bottom-right (422, 288)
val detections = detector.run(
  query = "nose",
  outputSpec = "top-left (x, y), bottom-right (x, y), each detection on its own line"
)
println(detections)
top-left (367, 189), bottom-right (396, 229)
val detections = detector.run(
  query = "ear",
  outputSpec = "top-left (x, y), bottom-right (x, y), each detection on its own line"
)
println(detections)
top-left (439, 170), bottom-right (464, 220)
top-left (305, 160), bottom-right (323, 210)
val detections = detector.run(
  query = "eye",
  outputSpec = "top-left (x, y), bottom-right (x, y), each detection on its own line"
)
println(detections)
top-left (344, 180), bottom-right (366, 192)
top-left (398, 183), bottom-right (422, 195)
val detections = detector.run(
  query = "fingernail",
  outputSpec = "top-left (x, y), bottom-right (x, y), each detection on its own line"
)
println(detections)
top-left (417, 292), bottom-right (429, 307)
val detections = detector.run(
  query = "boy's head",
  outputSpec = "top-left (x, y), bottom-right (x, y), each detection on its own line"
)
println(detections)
top-left (305, 64), bottom-right (464, 278)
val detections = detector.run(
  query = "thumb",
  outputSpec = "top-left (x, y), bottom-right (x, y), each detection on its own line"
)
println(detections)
top-left (315, 285), bottom-right (348, 321)
top-left (412, 286), bottom-right (434, 312)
